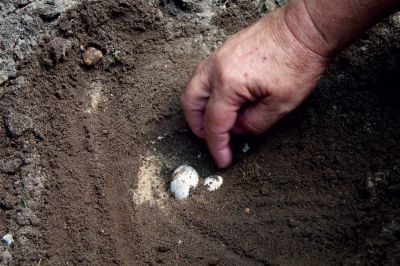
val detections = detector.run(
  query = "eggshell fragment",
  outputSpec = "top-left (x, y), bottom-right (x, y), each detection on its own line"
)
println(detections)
top-left (204, 175), bottom-right (223, 191)
top-left (170, 165), bottom-right (199, 200)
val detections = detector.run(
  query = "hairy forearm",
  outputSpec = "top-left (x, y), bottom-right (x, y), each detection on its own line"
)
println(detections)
top-left (285, 0), bottom-right (400, 57)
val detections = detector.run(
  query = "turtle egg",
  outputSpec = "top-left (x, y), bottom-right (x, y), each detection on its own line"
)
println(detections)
top-left (170, 165), bottom-right (199, 200)
top-left (204, 175), bottom-right (223, 191)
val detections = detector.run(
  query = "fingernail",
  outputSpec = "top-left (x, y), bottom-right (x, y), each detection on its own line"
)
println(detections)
top-left (215, 148), bottom-right (232, 168)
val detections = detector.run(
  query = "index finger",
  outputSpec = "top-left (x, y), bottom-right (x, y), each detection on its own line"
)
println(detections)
top-left (204, 93), bottom-right (240, 168)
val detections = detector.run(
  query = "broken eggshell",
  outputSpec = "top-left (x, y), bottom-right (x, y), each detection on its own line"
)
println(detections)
top-left (170, 165), bottom-right (199, 200)
top-left (204, 175), bottom-right (223, 191)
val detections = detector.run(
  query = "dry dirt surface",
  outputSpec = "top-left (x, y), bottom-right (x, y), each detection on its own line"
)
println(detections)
top-left (1, 0), bottom-right (400, 265)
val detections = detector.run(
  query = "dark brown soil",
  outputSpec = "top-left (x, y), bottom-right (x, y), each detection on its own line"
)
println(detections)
top-left (1, 0), bottom-right (400, 265)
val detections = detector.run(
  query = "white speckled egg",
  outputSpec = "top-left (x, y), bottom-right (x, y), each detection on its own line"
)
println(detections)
top-left (204, 175), bottom-right (223, 191)
top-left (170, 165), bottom-right (199, 200)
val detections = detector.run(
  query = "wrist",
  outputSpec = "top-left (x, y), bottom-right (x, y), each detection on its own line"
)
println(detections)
top-left (283, 0), bottom-right (400, 58)
top-left (258, 5), bottom-right (330, 73)
top-left (283, 0), bottom-right (338, 57)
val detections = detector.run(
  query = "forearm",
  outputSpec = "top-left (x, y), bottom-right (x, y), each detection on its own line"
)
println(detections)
top-left (284, 0), bottom-right (400, 57)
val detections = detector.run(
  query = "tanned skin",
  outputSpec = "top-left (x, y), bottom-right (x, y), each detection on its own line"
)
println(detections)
top-left (181, 0), bottom-right (400, 168)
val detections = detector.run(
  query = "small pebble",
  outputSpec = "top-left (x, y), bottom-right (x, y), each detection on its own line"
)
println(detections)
top-left (242, 143), bottom-right (250, 153)
top-left (288, 218), bottom-right (297, 228)
top-left (1, 234), bottom-right (14, 247)
top-left (157, 245), bottom-right (170, 253)
top-left (170, 165), bottom-right (199, 200)
top-left (245, 208), bottom-right (251, 214)
top-left (5, 111), bottom-right (33, 137)
top-left (204, 175), bottom-right (223, 191)
top-left (0, 157), bottom-right (23, 174)
top-left (82, 47), bottom-right (103, 66)
top-left (47, 37), bottom-right (71, 65)
top-left (0, 250), bottom-right (12, 265)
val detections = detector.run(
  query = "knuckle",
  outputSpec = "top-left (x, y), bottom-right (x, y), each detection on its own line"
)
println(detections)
top-left (208, 53), bottom-right (235, 84)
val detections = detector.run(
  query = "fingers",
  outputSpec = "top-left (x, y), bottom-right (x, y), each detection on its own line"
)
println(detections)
top-left (182, 59), bottom-right (240, 168)
top-left (180, 61), bottom-right (211, 138)
top-left (232, 97), bottom-right (288, 135)
top-left (204, 94), bottom-right (239, 168)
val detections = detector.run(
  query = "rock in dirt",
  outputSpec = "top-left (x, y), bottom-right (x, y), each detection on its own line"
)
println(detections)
top-left (0, 250), bottom-right (12, 266)
top-left (16, 208), bottom-right (41, 226)
top-left (176, 0), bottom-right (205, 13)
top-left (1, 234), bottom-right (14, 248)
top-left (242, 143), bottom-right (250, 153)
top-left (0, 0), bottom-right (79, 85)
top-left (82, 47), bottom-right (103, 66)
top-left (46, 37), bottom-right (72, 66)
top-left (4, 111), bottom-right (33, 138)
top-left (157, 245), bottom-right (170, 253)
top-left (275, 0), bottom-right (287, 6)
top-left (0, 156), bottom-right (23, 174)
top-left (39, 4), bottom-right (61, 21)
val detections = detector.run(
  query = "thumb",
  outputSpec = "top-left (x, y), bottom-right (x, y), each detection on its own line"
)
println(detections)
top-left (232, 97), bottom-right (287, 135)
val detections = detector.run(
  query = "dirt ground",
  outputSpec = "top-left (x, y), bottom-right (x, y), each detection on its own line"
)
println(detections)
top-left (1, 0), bottom-right (400, 265)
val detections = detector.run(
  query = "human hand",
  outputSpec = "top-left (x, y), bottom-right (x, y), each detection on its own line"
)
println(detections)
top-left (181, 7), bottom-right (329, 168)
